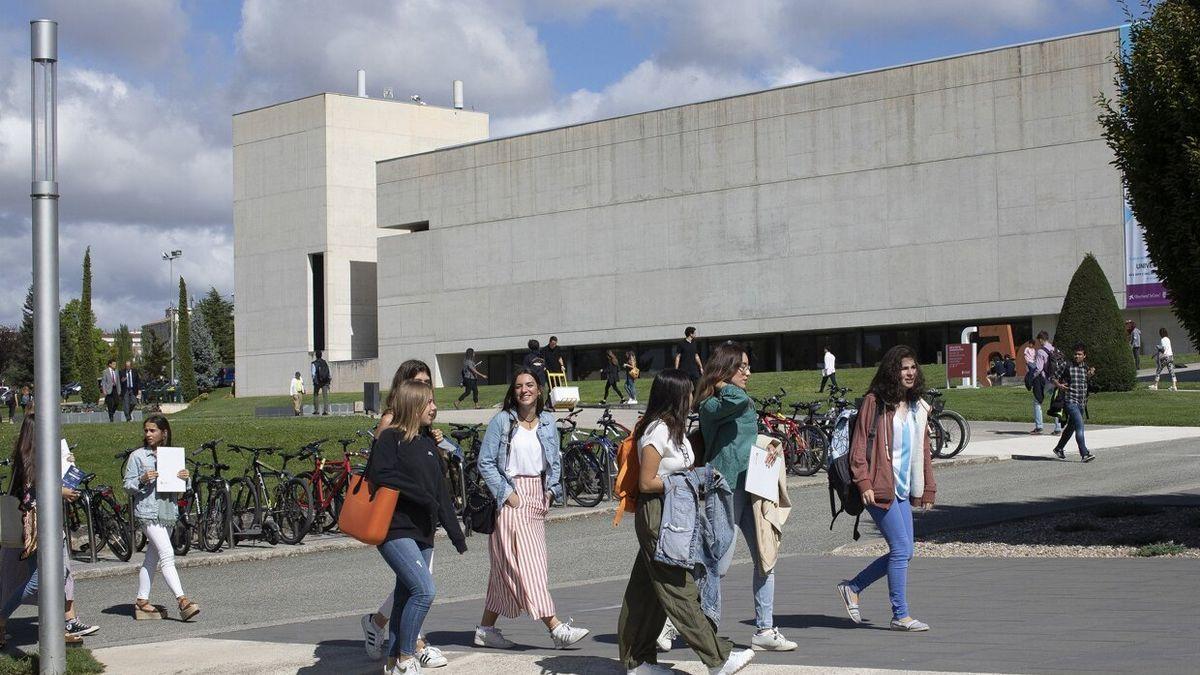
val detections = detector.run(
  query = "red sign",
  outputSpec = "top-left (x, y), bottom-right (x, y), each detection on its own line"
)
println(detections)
top-left (946, 343), bottom-right (972, 379)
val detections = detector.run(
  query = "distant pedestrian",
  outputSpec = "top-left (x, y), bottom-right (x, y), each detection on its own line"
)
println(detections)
top-left (837, 345), bottom-right (937, 633)
top-left (1033, 332), bottom-right (1063, 434)
top-left (123, 414), bottom-right (200, 621)
top-left (696, 343), bottom-right (797, 651)
top-left (673, 327), bottom-right (703, 383)
top-left (0, 381), bottom-right (14, 424)
top-left (618, 368), bottom-right (754, 675)
top-left (601, 350), bottom-right (623, 404)
top-left (367, 380), bottom-right (468, 674)
top-left (101, 359), bottom-right (120, 422)
top-left (1050, 343), bottom-right (1096, 462)
top-left (18, 386), bottom-right (31, 416)
top-left (541, 336), bottom-right (566, 375)
top-left (311, 350), bottom-right (331, 415)
top-left (623, 350), bottom-right (640, 405)
top-left (456, 349), bottom-right (487, 409)
top-left (1150, 328), bottom-right (1177, 391)
top-left (1003, 354), bottom-right (1016, 378)
top-left (119, 360), bottom-right (140, 421)
top-left (472, 369), bottom-right (589, 650)
top-left (522, 340), bottom-right (548, 389)
top-left (1128, 321), bottom-right (1142, 369)
top-left (289, 372), bottom-right (305, 416)
top-left (819, 347), bottom-right (839, 393)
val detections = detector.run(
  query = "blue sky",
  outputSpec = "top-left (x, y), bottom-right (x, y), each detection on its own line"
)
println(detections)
top-left (0, 0), bottom-right (1130, 327)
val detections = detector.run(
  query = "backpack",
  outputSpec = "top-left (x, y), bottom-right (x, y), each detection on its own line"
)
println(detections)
top-left (611, 434), bottom-right (640, 526)
top-left (314, 359), bottom-right (331, 386)
top-left (827, 396), bottom-right (884, 541)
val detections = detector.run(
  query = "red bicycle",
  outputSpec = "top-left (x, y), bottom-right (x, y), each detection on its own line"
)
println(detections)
top-left (753, 388), bottom-right (824, 476)
top-left (288, 437), bottom-right (369, 533)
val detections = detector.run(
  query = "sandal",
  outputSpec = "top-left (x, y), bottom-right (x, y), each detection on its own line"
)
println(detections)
top-left (134, 600), bottom-right (166, 621)
top-left (178, 597), bottom-right (200, 622)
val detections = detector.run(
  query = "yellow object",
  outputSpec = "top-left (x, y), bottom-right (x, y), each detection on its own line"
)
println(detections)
top-left (547, 371), bottom-right (568, 389)
top-left (546, 371), bottom-right (578, 411)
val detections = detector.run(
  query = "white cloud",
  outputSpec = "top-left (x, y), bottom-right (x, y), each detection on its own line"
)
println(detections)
top-left (34, 0), bottom-right (189, 69)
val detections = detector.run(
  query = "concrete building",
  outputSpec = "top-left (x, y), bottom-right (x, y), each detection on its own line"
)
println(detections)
top-left (233, 92), bottom-right (487, 395)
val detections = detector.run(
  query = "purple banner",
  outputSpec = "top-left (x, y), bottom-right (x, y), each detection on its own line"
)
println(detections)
top-left (1127, 283), bottom-right (1168, 308)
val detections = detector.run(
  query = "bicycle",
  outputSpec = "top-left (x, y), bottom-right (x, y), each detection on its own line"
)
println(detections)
top-left (753, 389), bottom-right (823, 476)
top-left (293, 437), bottom-right (368, 533)
top-left (63, 469), bottom-right (134, 563)
top-left (555, 411), bottom-right (607, 507)
top-left (925, 390), bottom-right (971, 458)
top-left (450, 422), bottom-right (488, 536)
top-left (115, 448), bottom-right (148, 556)
top-left (188, 439), bottom-right (236, 553)
top-left (226, 444), bottom-right (314, 545)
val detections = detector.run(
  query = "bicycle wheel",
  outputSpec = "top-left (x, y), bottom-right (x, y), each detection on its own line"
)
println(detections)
top-left (64, 499), bottom-right (91, 559)
top-left (274, 477), bottom-right (314, 544)
top-left (928, 418), bottom-right (947, 458)
top-left (314, 472), bottom-right (344, 533)
top-left (95, 497), bottom-right (132, 562)
top-left (199, 484), bottom-right (230, 552)
top-left (228, 476), bottom-right (260, 545)
top-left (565, 449), bottom-right (604, 508)
top-left (934, 410), bottom-right (970, 458)
top-left (790, 426), bottom-right (828, 476)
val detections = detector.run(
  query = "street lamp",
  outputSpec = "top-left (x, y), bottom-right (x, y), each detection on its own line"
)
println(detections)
top-left (162, 250), bottom-right (182, 384)
top-left (30, 18), bottom-right (65, 674)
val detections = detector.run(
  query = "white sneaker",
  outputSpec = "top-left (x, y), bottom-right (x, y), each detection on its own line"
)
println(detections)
top-left (362, 614), bottom-right (386, 660)
top-left (416, 645), bottom-right (447, 668)
top-left (1170, 385), bottom-right (1179, 392)
top-left (751, 627), bottom-right (796, 651)
top-left (627, 399), bottom-right (638, 405)
top-left (656, 618), bottom-right (679, 652)
top-left (550, 621), bottom-right (589, 648)
top-left (628, 664), bottom-right (672, 675)
top-left (709, 649), bottom-right (754, 675)
top-left (473, 625), bottom-right (515, 649)
top-left (387, 657), bottom-right (422, 674)
top-left (1149, 383), bottom-right (1158, 390)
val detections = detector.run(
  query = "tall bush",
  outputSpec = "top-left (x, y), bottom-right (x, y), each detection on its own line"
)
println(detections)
top-left (176, 278), bottom-right (199, 402)
top-left (1054, 254), bottom-right (1136, 391)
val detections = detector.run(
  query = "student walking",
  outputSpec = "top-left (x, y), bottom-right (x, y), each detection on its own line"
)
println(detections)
top-left (123, 414), bottom-right (200, 621)
top-left (618, 369), bottom-right (755, 675)
top-left (311, 350), bottom-right (332, 415)
top-left (818, 347), bottom-right (838, 393)
top-left (1050, 343), bottom-right (1096, 462)
top-left (623, 350), bottom-right (640, 405)
top-left (696, 343), bottom-right (796, 652)
top-left (1033, 332), bottom-right (1063, 434)
top-left (673, 327), bottom-right (703, 383)
top-left (1129, 321), bottom-right (1142, 369)
top-left (602, 350), bottom-right (623, 404)
top-left (289, 371), bottom-right (305, 416)
top-left (456, 349), bottom-right (487, 409)
top-left (472, 369), bottom-right (589, 650)
top-left (1150, 328), bottom-right (1178, 391)
top-left (368, 380), bottom-right (468, 674)
top-left (837, 345), bottom-right (937, 632)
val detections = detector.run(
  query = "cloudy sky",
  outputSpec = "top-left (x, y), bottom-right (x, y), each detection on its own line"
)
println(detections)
top-left (0, 0), bottom-right (1127, 329)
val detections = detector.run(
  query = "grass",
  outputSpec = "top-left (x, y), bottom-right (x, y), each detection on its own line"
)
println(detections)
top-left (1133, 541), bottom-right (1187, 557)
top-left (0, 648), bottom-right (104, 674)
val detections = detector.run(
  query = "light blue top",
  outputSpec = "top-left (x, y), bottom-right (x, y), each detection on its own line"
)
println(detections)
top-left (477, 409), bottom-right (563, 506)
top-left (891, 408), bottom-right (915, 500)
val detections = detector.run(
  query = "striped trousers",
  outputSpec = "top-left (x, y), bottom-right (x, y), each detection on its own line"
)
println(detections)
top-left (485, 476), bottom-right (556, 619)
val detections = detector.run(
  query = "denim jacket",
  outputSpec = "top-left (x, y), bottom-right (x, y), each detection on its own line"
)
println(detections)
top-left (122, 447), bottom-right (189, 526)
top-left (477, 409), bottom-right (563, 506)
top-left (655, 466), bottom-right (735, 626)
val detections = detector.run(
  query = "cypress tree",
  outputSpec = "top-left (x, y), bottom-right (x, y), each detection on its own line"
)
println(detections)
top-left (189, 311), bottom-right (221, 391)
top-left (176, 278), bottom-right (199, 401)
top-left (1054, 254), bottom-right (1137, 391)
top-left (77, 248), bottom-right (101, 403)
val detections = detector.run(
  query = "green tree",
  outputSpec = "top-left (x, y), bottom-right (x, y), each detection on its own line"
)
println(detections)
top-left (189, 311), bottom-right (221, 391)
top-left (76, 248), bottom-right (101, 403)
top-left (114, 324), bottom-right (133, 366)
top-left (176, 278), bottom-right (199, 401)
top-left (140, 330), bottom-right (169, 381)
top-left (195, 287), bottom-right (234, 365)
top-left (1100, 0), bottom-right (1200, 347)
top-left (5, 285), bottom-right (34, 385)
top-left (0, 326), bottom-right (19, 385)
top-left (59, 299), bottom-right (80, 392)
top-left (1055, 254), bottom-right (1137, 391)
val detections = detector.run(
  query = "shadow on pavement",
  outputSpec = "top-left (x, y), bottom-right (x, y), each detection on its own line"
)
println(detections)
top-left (534, 654), bottom-right (623, 674)
top-left (296, 640), bottom-right (375, 674)
top-left (754, 613), bottom-right (868, 631)
top-left (424, 629), bottom-right (546, 652)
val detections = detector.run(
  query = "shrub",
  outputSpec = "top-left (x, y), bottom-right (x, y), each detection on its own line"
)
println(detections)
top-left (1054, 254), bottom-right (1137, 391)
top-left (1133, 541), bottom-right (1187, 557)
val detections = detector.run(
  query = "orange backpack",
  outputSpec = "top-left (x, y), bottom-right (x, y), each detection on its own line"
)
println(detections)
top-left (612, 434), bottom-right (640, 526)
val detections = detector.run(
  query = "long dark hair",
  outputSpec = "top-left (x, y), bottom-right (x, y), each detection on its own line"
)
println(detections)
top-left (502, 367), bottom-right (544, 415)
top-left (391, 359), bottom-right (431, 392)
top-left (869, 345), bottom-right (925, 407)
top-left (9, 413), bottom-right (35, 496)
top-left (633, 369), bottom-right (692, 449)
top-left (143, 413), bottom-right (173, 447)
top-left (694, 342), bottom-right (746, 408)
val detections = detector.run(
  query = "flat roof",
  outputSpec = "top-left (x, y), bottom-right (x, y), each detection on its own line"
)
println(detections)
top-left (234, 90), bottom-right (481, 118)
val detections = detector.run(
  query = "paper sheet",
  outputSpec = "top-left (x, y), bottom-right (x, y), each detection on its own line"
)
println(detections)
top-left (155, 446), bottom-right (187, 493)
top-left (60, 438), bottom-right (74, 478)
top-left (745, 436), bottom-right (782, 503)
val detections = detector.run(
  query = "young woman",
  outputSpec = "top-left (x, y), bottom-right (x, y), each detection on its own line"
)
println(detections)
top-left (368, 381), bottom-right (468, 674)
top-left (0, 412), bottom-right (98, 647)
top-left (695, 343), bottom-right (796, 652)
top-left (618, 369), bottom-right (754, 675)
top-left (623, 350), bottom-right (639, 405)
top-left (1151, 328), bottom-right (1177, 391)
top-left (837, 345), bottom-right (937, 632)
top-left (456, 349), bottom-right (488, 408)
top-left (473, 369), bottom-right (589, 649)
top-left (123, 414), bottom-right (199, 621)
top-left (602, 350), bottom-right (623, 405)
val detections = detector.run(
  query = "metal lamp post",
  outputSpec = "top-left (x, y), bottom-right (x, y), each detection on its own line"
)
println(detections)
top-left (162, 249), bottom-right (181, 384)
top-left (30, 18), bottom-right (65, 674)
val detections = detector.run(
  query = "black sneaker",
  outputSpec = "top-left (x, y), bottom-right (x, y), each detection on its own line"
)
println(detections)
top-left (1052, 447), bottom-right (1066, 460)
top-left (64, 618), bottom-right (99, 637)
top-left (1081, 453), bottom-right (1095, 463)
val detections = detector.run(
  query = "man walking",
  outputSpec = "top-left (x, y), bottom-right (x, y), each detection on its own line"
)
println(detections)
top-left (541, 336), bottom-right (566, 374)
top-left (101, 359), bottom-right (120, 422)
top-left (673, 326), bottom-right (703, 382)
top-left (1128, 321), bottom-right (1142, 369)
top-left (818, 347), bottom-right (838, 392)
top-left (290, 371), bottom-right (305, 416)
top-left (1050, 342), bottom-right (1095, 463)
top-left (311, 350), bottom-right (331, 415)
top-left (522, 339), bottom-right (548, 389)
top-left (119, 360), bottom-right (140, 422)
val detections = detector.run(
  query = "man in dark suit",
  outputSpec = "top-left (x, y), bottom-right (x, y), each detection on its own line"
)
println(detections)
top-left (101, 359), bottom-right (120, 422)
top-left (119, 360), bottom-right (141, 422)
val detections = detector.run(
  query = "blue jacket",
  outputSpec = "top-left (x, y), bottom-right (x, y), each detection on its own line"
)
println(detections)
top-left (655, 466), bottom-right (734, 626)
top-left (477, 409), bottom-right (563, 505)
top-left (122, 447), bottom-right (189, 526)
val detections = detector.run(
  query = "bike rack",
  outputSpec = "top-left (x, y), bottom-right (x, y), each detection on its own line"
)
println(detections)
top-left (64, 493), bottom-right (97, 564)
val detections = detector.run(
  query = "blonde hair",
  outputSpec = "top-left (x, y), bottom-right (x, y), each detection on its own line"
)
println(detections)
top-left (387, 381), bottom-right (433, 442)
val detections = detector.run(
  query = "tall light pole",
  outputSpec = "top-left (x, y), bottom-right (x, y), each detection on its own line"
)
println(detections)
top-left (162, 250), bottom-right (181, 384)
top-left (31, 19), bottom-right (65, 674)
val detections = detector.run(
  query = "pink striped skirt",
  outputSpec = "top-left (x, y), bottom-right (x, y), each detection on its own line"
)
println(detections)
top-left (485, 475), bottom-right (556, 619)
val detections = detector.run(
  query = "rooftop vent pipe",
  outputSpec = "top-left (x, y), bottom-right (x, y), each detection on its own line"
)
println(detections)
top-left (453, 80), bottom-right (463, 109)
top-left (357, 70), bottom-right (367, 97)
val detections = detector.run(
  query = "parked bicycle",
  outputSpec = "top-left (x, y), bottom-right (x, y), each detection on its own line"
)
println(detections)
top-left (187, 439), bottom-right (236, 553)
top-left (753, 389), bottom-right (823, 476)
top-left (925, 389), bottom-right (971, 458)
top-left (226, 444), bottom-right (314, 545)
top-left (63, 468), bottom-right (134, 564)
top-left (292, 437), bottom-right (369, 534)
top-left (555, 410), bottom-right (608, 507)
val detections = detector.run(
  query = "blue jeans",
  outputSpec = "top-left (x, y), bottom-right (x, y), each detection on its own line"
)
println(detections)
top-left (849, 498), bottom-right (913, 620)
top-left (717, 490), bottom-right (775, 629)
top-left (377, 538), bottom-right (435, 658)
top-left (0, 556), bottom-right (37, 619)
top-left (625, 377), bottom-right (636, 401)
top-left (1055, 402), bottom-right (1089, 456)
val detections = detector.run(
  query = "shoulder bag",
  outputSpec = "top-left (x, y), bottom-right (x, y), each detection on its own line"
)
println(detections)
top-left (338, 438), bottom-right (400, 545)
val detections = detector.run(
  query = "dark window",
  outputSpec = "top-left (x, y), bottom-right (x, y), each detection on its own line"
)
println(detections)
top-left (309, 253), bottom-right (325, 352)
top-left (387, 221), bottom-right (429, 233)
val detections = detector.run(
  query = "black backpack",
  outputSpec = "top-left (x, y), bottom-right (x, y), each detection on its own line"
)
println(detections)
top-left (314, 359), bottom-right (331, 386)
top-left (828, 395), bottom-right (884, 541)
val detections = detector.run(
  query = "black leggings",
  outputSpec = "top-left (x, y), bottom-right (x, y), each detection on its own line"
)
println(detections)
top-left (603, 379), bottom-right (622, 401)
top-left (458, 379), bottom-right (479, 403)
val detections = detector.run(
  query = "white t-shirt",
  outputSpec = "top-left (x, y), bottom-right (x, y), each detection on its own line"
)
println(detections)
top-left (506, 425), bottom-right (547, 477)
top-left (638, 420), bottom-right (694, 477)
top-left (1160, 337), bottom-right (1173, 358)
top-left (824, 352), bottom-right (836, 375)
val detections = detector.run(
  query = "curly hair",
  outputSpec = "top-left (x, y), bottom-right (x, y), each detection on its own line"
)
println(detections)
top-left (868, 345), bottom-right (925, 407)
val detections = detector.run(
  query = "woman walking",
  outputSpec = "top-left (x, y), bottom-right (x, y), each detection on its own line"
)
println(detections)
top-left (623, 350), bottom-right (640, 405)
top-left (473, 369), bottom-right (589, 649)
top-left (837, 345), bottom-right (937, 632)
top-left (369, 380), bottom-right (468, 674)
top-left (1150, 328), bottom-right (1178, 391)
top-left (695, 343), bottom-right (796, 651)
top-left (619, 369), bottom-right (755, 675)
top-left (602, 350), bottom-right (623, 405)
top-left (123, 414), bottom-right (199, 621)
top-left (456, 349), bottom-right (488, 408)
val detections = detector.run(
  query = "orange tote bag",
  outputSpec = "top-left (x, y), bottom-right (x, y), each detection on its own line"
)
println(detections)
top-left (338, 447), bottom-right (399, 545)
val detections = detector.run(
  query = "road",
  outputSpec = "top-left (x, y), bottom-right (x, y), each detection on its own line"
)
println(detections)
top-left (10, 436), bottom-right (1200, 673)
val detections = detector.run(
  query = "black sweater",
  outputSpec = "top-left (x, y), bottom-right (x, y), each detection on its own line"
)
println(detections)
top-left (366, 429), bottom-right (466, 550)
